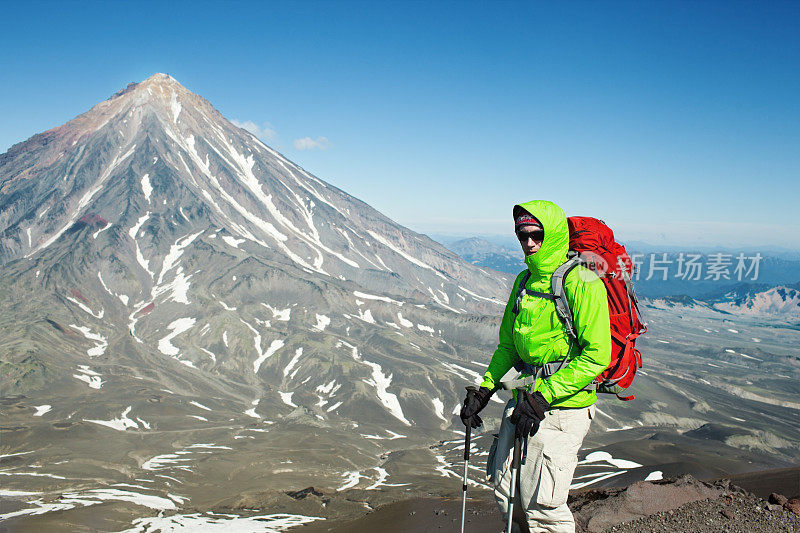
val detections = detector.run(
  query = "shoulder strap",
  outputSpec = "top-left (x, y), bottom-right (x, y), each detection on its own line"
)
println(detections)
top-left (512, 271), bottom-right (531, 316)
top-left (511, 256), bottom-right (583, 337)
top-left (551, 256), bottom-right (584, 342)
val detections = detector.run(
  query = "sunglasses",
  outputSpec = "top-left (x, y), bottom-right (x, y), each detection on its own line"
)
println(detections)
top-left (516, 229), bottom-right (544, 242)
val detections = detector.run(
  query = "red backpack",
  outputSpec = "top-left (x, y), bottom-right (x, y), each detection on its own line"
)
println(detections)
top-left (513, 217), bottom-right (646, 400)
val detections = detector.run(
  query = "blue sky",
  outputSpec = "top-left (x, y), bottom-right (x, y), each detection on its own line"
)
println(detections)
top-left (2, 1), bottom-right (798, 248)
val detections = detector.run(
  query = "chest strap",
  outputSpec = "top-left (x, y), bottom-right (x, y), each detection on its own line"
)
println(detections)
top-left (499, 359), bottom-right (567, 390)
top-left (499, 358), bottom-right (597, 392)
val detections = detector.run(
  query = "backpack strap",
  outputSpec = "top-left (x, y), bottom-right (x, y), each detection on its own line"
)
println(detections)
top-left (512, 271), bottom-right (532, 316)
top-left (500, 360), bottom-right (568, 391)
top-left (511, 258), bottom-right (584, 344)
top-left (509, 258), bottom-right (588, 390)
top-left (550, 256), bottom-right (584, 342)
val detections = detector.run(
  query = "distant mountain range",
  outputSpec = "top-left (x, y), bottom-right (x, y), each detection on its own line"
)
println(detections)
top-left (438, 236), bottom-right (800, 300)
top-left (713, 284), bottom-right (800, 320)
top-left (440, 237), bottom-right (522, 274)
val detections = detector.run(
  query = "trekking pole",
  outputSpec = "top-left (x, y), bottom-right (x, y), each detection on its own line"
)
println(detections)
top-left (460, 422), bottom-right (471, 533)
top-left (506, 434), bottom-right (522, 533)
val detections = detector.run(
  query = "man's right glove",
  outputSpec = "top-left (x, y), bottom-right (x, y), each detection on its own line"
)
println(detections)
top-left (459, 386), bottom-right (493, 428)
top-left (509, 390), bottom-right (550, 438)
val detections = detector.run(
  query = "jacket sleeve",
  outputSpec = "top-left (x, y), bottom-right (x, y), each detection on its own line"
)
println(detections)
top-left (536, 268), bottom-right (611, 403)
top-left (480, 272), bottom-right (524, 390)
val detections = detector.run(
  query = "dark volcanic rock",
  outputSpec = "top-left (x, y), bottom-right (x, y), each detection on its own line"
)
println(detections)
top-left (571, 475), bottom-right (725, 533)
top-left (287, 487), bottom-right (325, 500)
top-left (771, 492), bottom-right (789, 506)
top-left (608, 490), bottom-right (800, 533)
top-left (786, 498), bottom-right (800, 517)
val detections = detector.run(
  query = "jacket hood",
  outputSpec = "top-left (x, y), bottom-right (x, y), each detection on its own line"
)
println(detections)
top-left (514, 200), bottom-right (569, 278)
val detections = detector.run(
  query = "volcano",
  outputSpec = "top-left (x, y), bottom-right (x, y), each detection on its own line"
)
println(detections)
top-left (0, 74), bottom-right (514, 527)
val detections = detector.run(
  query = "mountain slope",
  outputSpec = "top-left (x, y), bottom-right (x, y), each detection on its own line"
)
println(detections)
top-left (0, 74), bottom-right (515, 525)
top-left (713, 284), bottom-right (800, 320)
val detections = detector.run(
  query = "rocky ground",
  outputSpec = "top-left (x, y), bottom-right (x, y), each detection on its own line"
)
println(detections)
top-left (608, 491), bottom-right (800, 533)
top-left (297, 468), bottom-right (800, 533)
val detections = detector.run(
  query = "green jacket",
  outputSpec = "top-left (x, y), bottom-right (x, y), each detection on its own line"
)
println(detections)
top-left (480, 200), bottom-right (611, 408)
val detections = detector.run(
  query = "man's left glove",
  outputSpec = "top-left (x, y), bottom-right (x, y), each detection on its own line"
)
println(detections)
top-left (459, 386), bottom-right (493, 428)
top-left (509, 390), bottom-right (551, 438)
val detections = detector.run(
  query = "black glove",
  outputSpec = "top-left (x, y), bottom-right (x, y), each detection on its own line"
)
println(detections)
top-left (509, 390), bottom-right (550, 438)
top-left (459, 386), bottom-right (493, 428)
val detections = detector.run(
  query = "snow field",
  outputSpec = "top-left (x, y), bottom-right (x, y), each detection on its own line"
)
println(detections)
top-left (140, 173), bottom-right (152, 203)
top-left (336, 340), bottom-right (409, 424)
top-left (73, 365), bottom-right (103, 389)
top-left (0, 487), bottom-right (179, 522)
top-left (119, 511), bottom-right (322, 532)
top-left (222, 235), bottom-right (245, 248)
top-left (158, 317), bottom-right (197, 357)
top-left (33, 405), bottom-right (52, 417)
top-left (254, 339), bottom-right (285, 373)
top-left (245, 399), bottom-right (261, 419)
top-left (69, 325), bottom-right (108, 357)
top-left (283, 348), bottom-right (304, 378)
top-left (84, 406), bottom-right (142, 432)
top-left (570, 451), bottom-right (644, 490)
top-left (262, 303), bottom-right (291, 321)
top-left (66, 297), bottom-right (104, 319)
top-left (313, 314), bottom-right (330, 331)
top-left (431, 398), bottom-right (447, 422)
top-left (278, 392), bottom-right (297, 408)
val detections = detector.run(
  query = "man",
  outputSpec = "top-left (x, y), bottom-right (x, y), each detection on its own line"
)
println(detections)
top-left (460, 200), bottom-right (611, 533)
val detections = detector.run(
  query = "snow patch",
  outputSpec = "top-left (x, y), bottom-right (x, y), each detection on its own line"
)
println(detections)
top-left (222, 235), bottom-right (246, 248)
top-left (254, 339), bottom-right (285, 373)
top-left (432, 398), bottom-right (447, 422)
top-left (644, 471), bottom-right (663, 481)
top-left (353, 291), bottom-right (403, 305)
top-left (262, 303), bottom-right (291, 321)
top-left (120, 512), bottom-right (322, 532)
top-left (313, 314), bottom-right (330, 331)
top-left (66, 297), bottom-right (104, 320)
top-left (396, 313), bottom-right (413, 328)
top-left (278, 392), bottom-right (297, 408)
top-left (73, 365), bottom-right (103, 389)
top-left (84, 406), bottom-right (139, 432)
top-left (158, 317), bottom-right (196, 356)
top-left (362, 360), bottom-right (410, 425)
top-left (141, 173), bottom-right (152, 202)
top-left (578, 451), bottom-right (642, 469)
top-left (189, 401), bottom-right (212, 411)
top-left (33, 405), bottom-right (51, 417)
top-left (170, 91), bottom-right (182, 123)
top-left (337, 471), bottom-right (363, 491)
top-left (70, 324), bottom-right (108, 357)
top-left (283, 348), bottom-right (304, 377)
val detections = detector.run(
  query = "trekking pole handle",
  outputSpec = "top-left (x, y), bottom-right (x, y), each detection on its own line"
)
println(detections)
top-left (512, 433), bottom-right (522, 471)
top-left (511, 387), bottom-right (525, 470)
top-left (463, 386), bottom-right (478, 461)
top-left (464, 424), bottom-right (472, 461)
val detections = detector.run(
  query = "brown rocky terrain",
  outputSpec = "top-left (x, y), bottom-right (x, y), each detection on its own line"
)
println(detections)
top-left (296, 467), bottom-right (800, 533)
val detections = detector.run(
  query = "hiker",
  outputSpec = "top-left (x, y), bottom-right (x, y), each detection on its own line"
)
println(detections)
top-left (460, 200), bottom-right (611, 533)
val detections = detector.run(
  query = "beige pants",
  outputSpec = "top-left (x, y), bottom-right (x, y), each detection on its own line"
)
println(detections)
top-left (489, 399), bottom-right (594, 533)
